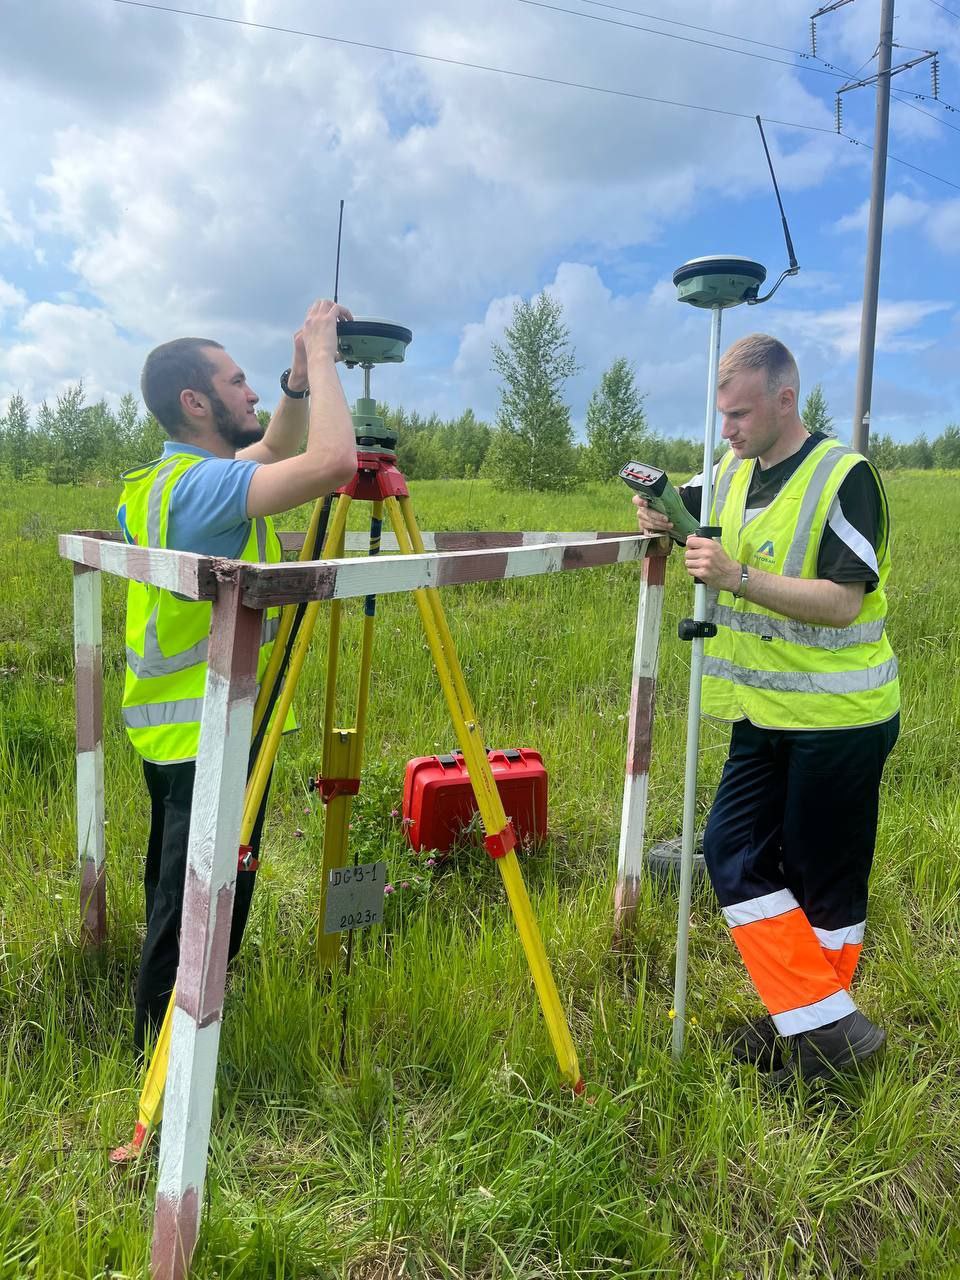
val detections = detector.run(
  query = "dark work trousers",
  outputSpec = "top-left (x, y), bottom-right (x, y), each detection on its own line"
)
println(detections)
top-left (703, 714), bottom-right (899, 1036)
top-left (134, 759), bottom-right (271, 1053)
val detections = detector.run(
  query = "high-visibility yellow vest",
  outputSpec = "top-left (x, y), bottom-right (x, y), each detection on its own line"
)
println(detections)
top-left (702, 438), bottom-right (900, 730)
top-left (118, 452), bottom-right (287, 763)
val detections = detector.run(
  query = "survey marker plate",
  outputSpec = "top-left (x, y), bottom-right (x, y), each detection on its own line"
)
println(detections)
top-left (323, 861), bottom-right (389, 934)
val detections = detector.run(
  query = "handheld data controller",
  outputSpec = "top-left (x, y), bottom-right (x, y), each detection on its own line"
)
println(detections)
top-left (618, 461), bottom-right (700, 544)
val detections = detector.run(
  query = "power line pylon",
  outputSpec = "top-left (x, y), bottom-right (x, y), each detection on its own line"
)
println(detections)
top-left (814, 0), bottom-right (939, 455)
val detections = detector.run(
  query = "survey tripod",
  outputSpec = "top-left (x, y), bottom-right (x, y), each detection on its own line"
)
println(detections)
top-left (113, 324), bottom-right (583, 1162)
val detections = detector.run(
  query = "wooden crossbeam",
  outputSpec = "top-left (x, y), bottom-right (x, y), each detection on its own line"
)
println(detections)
top-left (58, 534), bottom-right (219, 602)
top-left (59, 531), bottom-right (669, 607)
top-left (240, 535), bottom-right (664, 608)
top-left (279, 529), bottom-right (647, 553)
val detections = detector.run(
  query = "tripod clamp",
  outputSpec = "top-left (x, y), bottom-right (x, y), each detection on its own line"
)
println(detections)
top-left (309, 774), bottom-right (361, 804)
top-left (678, 525), bottom-right (722, 642)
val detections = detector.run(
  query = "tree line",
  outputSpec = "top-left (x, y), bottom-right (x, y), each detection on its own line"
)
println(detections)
top-left (0, 361), bottom-right (707, 487)
top-left (1, 294), bottom-right (958, 487)
top-left (0, 386), bottom-right (167, 484)
top-left (483, 292), bottom-right (960, 486)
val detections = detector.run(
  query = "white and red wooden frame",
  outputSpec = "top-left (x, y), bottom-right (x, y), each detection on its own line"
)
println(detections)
top-left (614, 552), bottom-right (667, 938)
top-left (59, 527), bottom-right (669, 1280)
top-left (73, 562), bottom-right (107, 946)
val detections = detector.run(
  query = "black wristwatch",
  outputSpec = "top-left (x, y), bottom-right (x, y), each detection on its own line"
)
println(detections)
top-left (280, 368), bottom-right (309, 399)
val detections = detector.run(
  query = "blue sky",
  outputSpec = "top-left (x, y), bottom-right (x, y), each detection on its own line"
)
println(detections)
top-left (1, 0), bottom-right (958, 443)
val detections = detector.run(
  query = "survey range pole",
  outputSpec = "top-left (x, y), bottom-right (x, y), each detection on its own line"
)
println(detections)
top-left (671, 301), bottom-right (722, 1060)
top-left (667, 129), bottom-right (800, 1058)
top-left (852, 0), bottom-right (895, 456)
top-left (668, 253), bottom-right (772, 1059)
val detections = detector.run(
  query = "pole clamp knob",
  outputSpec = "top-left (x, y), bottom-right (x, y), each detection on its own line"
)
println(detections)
top-left (678, 618), bottom-right (718, 641)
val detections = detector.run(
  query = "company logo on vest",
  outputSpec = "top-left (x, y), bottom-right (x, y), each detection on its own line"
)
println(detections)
top-left (755, 539), bottom-right (776, 565)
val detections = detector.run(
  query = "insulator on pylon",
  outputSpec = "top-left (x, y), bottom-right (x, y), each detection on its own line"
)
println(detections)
top-left (835, 94), bottom-right (842, 133)
top-left (810, 17), bottom-right (818, 57)
top-left (931, 57), bottom-right (940, 100)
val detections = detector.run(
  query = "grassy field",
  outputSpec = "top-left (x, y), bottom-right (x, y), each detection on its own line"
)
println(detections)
top-left (1, 473), bottom-right (959, 1279)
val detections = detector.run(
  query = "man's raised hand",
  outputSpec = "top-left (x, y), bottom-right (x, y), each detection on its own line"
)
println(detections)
top-left (287, 328), bottom-right (309, 393)
top-left (302, 299), bottom-right (354, 367)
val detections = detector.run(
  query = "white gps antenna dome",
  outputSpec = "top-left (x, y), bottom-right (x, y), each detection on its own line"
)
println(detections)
top-left (672, 256), bottom-right (768, 310)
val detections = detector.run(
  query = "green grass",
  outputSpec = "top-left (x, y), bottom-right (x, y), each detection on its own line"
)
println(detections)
top-left (1, 474), bottom-right (959, 1278)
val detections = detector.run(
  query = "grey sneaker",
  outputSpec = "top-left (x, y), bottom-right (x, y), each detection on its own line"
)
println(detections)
top-left (769, 1010), bottom-right (886, 1086)
top-left (725, 1015), bottom-right (785, 1070)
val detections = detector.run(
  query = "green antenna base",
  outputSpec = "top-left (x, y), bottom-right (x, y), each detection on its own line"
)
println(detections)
top-left (352, 395), bottom-right (397, 456)
top-left (337, 318), bottom-right (413, 367)
top-left (673, 256), bottom-right (767, 309)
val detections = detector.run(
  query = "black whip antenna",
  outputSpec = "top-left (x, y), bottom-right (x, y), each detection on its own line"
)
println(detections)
top-left (333, 198), bottom-right (345, 302)
top-left (748, 115), bottom-right (800, 304)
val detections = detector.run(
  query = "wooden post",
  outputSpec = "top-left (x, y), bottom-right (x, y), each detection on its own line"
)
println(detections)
top-left (73, 562), bottom-right (106, 946)
top-left (150, 572), bottom-right (262, 1280)
top-left (614, 548), bottom-right (667, 937)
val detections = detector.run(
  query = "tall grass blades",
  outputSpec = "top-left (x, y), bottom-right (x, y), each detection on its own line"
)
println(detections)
top-left (0, 474), bottom-right (957, 1278)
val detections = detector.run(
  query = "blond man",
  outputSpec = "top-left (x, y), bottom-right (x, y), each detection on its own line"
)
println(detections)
top-left (636, 334), bottom-right (899, 1083)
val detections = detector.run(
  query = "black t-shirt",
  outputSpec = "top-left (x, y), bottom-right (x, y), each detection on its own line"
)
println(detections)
top-left (679, 433), bottom-right (885, 590)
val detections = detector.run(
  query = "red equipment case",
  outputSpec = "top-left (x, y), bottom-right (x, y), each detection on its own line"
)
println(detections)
top-left (402, 748), bottom-right (548, 854)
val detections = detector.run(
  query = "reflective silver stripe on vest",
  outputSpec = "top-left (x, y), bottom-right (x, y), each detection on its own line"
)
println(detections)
top-left (781, 445), bottom-right (855, 577)
top-left (128, 610), bottom-right (277, 679)
top-left (714, 456), bottom-right (743, 521)
top-left (703, 655), bottom-right (898, 694)
top-left (128, 475), bottom-right (275, 678)
top-left (709, 604), bottom-right (887, 651)
top-left (123, 697), bottom-right (206, 729)
top-left (126, 605), bottom-right (210, 679)
top-left (147, 458), bottom-right (189, 546)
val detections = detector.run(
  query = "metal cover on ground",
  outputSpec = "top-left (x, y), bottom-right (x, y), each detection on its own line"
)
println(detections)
top-left (323, 861), bottom-right (389, 934)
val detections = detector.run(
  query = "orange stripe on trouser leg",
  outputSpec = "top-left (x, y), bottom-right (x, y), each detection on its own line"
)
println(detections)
top-left (730, 908), bottom-right (845, 1016)
top-left (822, 942), bottom-right (863, 990)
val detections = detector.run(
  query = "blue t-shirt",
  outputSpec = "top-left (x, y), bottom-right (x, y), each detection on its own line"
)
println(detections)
top-left (160, 442), bottom-right (260, 558)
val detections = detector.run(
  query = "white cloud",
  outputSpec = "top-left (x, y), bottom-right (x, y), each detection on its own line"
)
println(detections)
top-left (450, 262), bottom-right (954, 436)
top-left (927, 199), bottom-right (960, 253)
top-left (834, 191), bottom-right (932, 235)
top-left (833, 189), bottom-right (960, 261)
top-left (0, 277), bottom-right (27, 319)
top-left (774, 300), bottom-right (951, 359)
top-left (0, 302), bottom-right (143, 409)
top-left (0, 0), bottom-right (954, 439)
top-left (13, 0), bottom-right (848, 343)
top-left (0, 191), bottom-right (30, 249)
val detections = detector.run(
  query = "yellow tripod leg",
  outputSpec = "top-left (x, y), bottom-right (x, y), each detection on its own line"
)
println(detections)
top-left (384, 497), bottom-right (583, 1091)
top-left (317, 503), bottom-right (383, 966)
top-left (317, 511), bottom-right (350, 965)
top-left (109, 979), bottom-right (175, 1162)
top-left (119, 495), bottom-right (354, 1160)
top-left (242, 494), bottom-right (352, 845)
top-left (319, 505), bottom-right (348, 797)
top-left (252, 495), bottom-right (327, 742)
top-left (396, 498), bottom-right (504, 813)
top-left (317, 728), bottom-right (355, 966)
top-left (353, 503), bottom-right (383, 756)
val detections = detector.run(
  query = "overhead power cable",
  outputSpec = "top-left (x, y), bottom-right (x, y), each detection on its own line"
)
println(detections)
top-left (105, 0), bottom-right (834, 130)
top-left (105, 0), bottom-right (960, 191)
top-left (517, 0), bottom-right (844, 78)
top-left (558, 0), bottom-right (960, 133)
top-left (925, 0), bottom-right (960, 20)
top-left (892, 92), bottom-right (960, 128)
top-left (574, 0), bottom-right (805, 55)
top-left (841, 133), bottom-right (960, 190)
